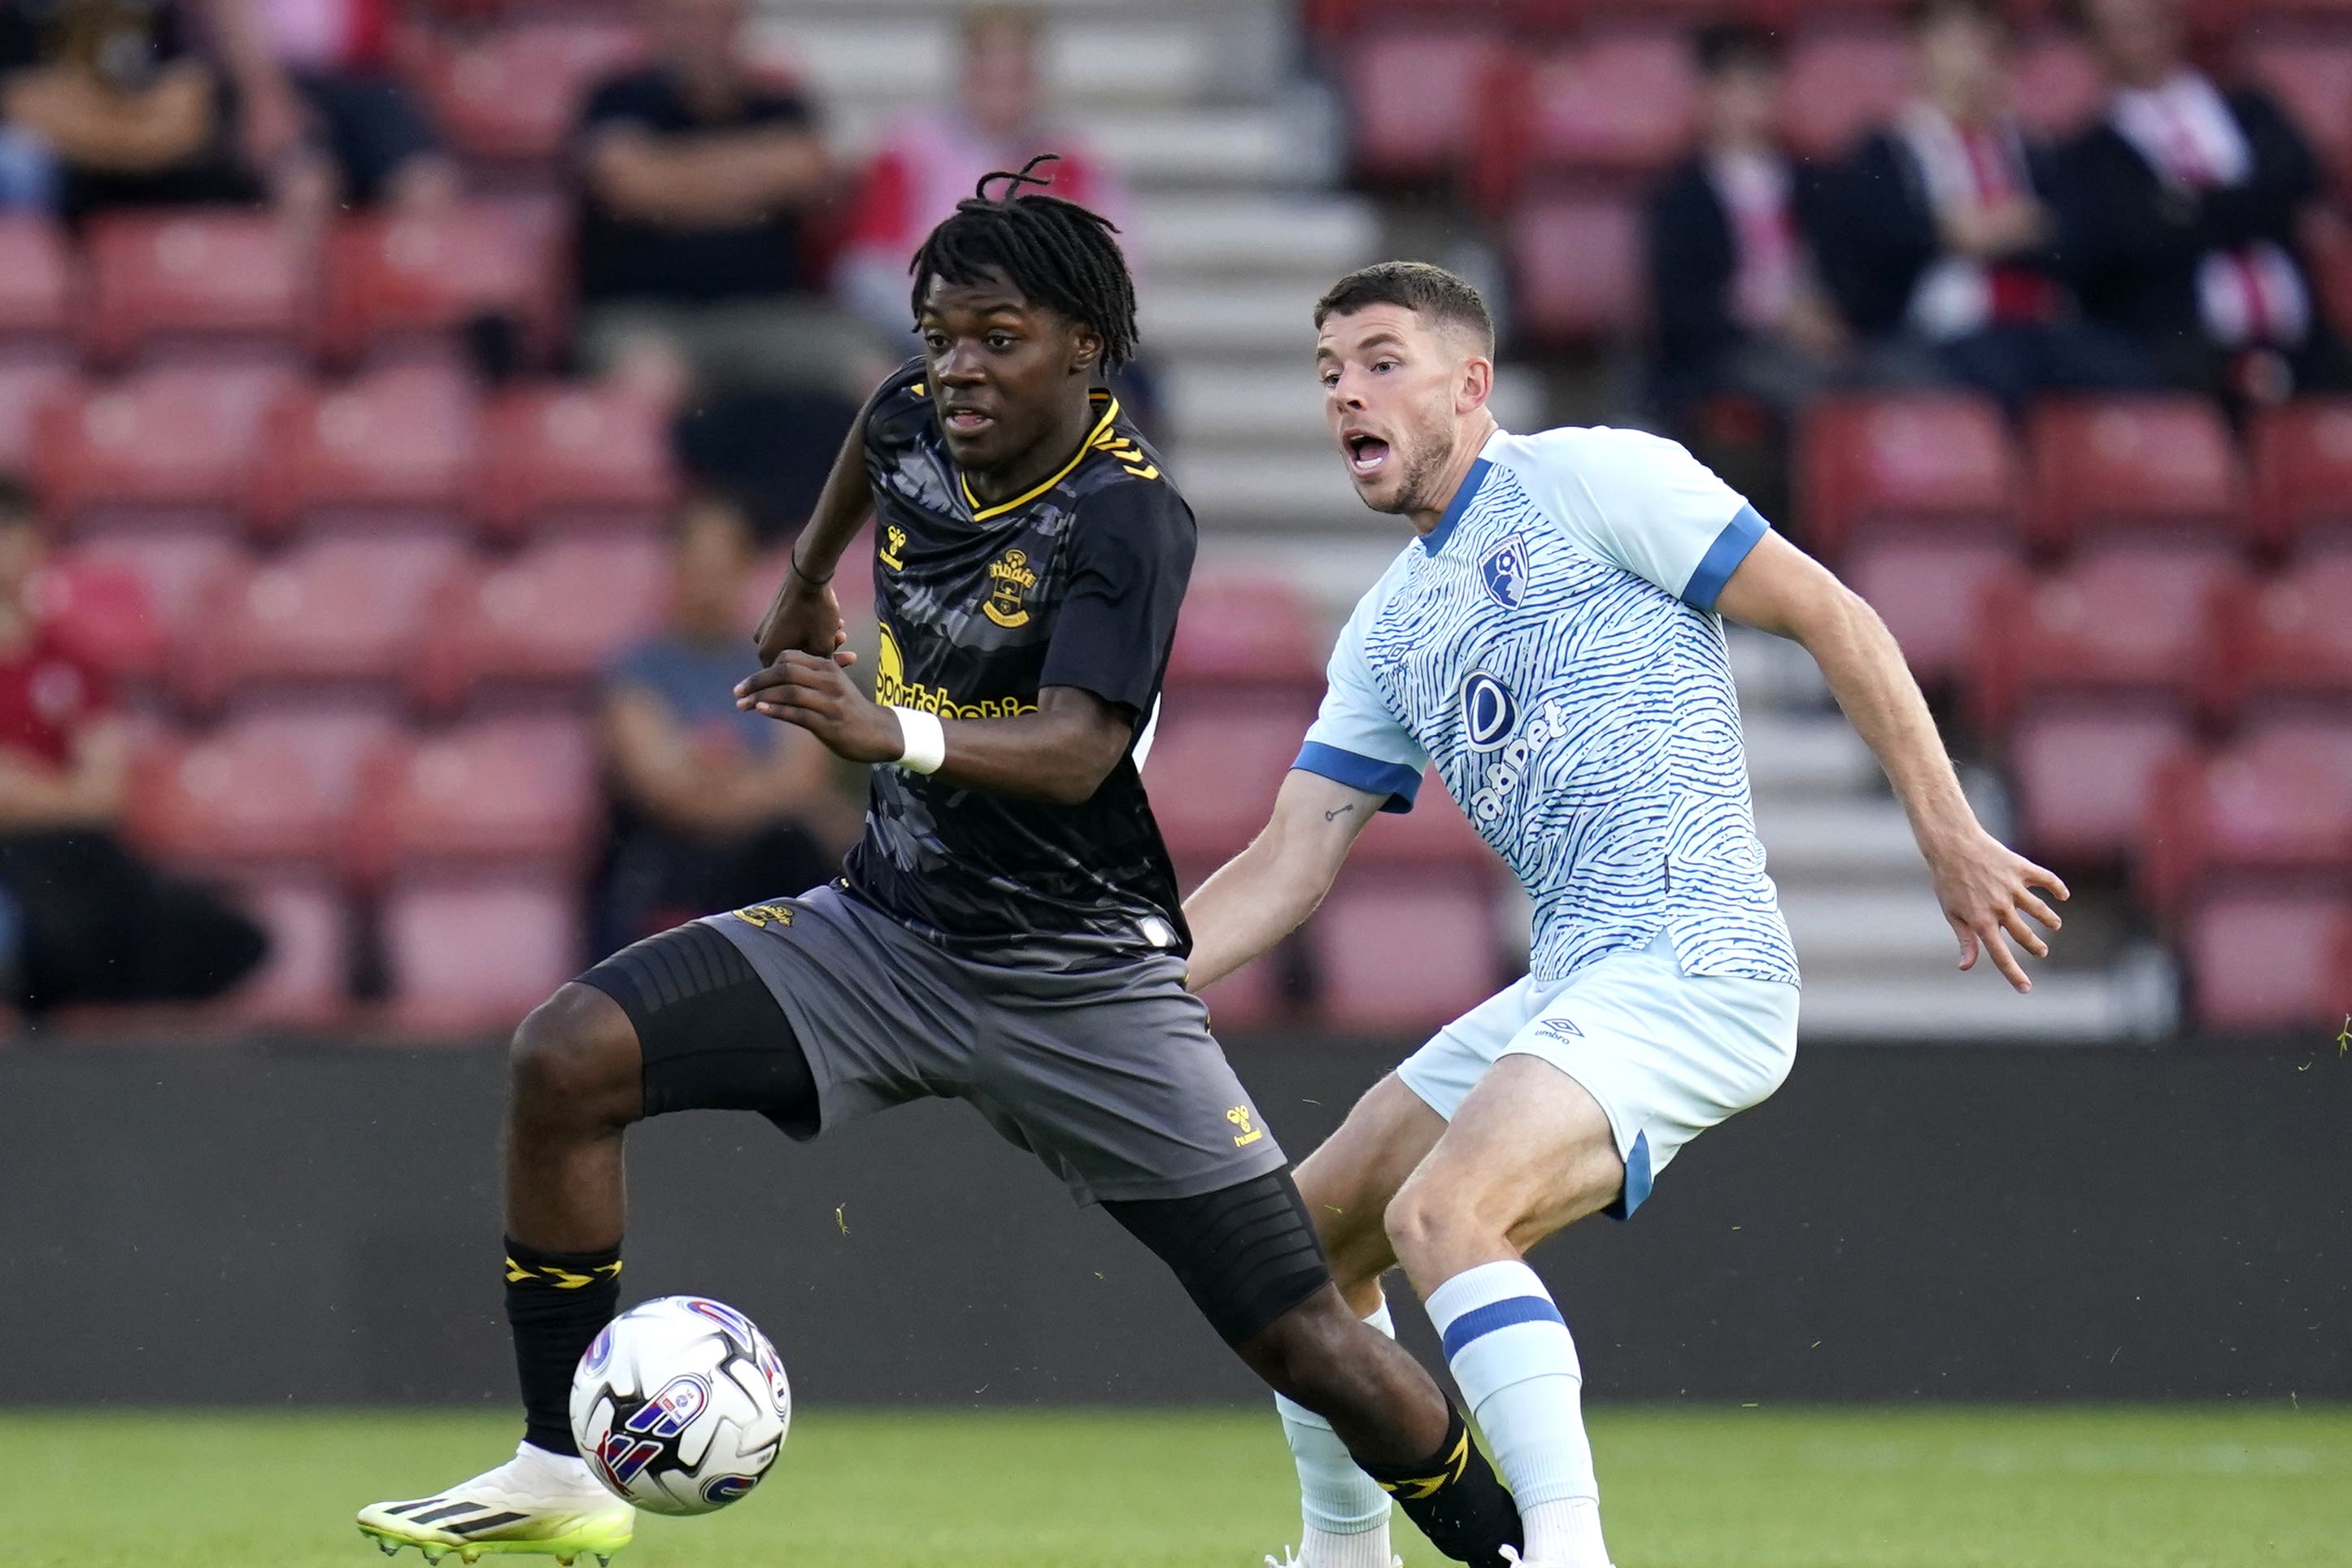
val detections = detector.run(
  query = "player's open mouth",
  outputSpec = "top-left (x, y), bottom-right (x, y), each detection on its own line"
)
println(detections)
top-left (943, 407), bottom-right (994, 433)
top-left (1345, 433), bottom-right (1390, 476)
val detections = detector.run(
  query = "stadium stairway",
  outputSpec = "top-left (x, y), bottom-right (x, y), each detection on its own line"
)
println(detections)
top-left (753, 0), bottom-right (2175, 1043)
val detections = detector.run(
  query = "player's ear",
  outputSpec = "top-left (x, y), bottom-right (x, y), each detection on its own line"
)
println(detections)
top-left (1456, 351), bottom-right (1495, 416)
top-left (1068, 322), bottom-right (1104, 377)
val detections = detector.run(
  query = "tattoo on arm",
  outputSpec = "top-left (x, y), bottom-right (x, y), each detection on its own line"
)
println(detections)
top-left (1323, 804), bottom-right (1357, 822)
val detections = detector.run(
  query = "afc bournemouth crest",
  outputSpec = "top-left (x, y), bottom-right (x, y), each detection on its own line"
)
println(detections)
top-left (1480, 532), bottom-right (1531, 609)
top-left (984, 548), bottom-right (1037, 628)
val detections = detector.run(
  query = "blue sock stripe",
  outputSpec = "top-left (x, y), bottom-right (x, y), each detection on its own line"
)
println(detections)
top-left (1439, 1294), bottom-right (1566, 1360)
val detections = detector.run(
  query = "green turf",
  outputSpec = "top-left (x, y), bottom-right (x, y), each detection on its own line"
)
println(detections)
top-left (3, 1405), bottom-right (2345, 1567)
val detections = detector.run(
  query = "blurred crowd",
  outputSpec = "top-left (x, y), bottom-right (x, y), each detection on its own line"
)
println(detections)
top-left (1646, 0), bottom-right (2342, 446)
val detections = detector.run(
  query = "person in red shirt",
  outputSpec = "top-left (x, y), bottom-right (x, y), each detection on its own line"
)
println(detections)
top-left (0, 480), bottom-right (264, 1017)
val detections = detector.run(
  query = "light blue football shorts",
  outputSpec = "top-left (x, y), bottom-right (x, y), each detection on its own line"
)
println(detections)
top-left (1396, 930), bottom-right (1800, 1218)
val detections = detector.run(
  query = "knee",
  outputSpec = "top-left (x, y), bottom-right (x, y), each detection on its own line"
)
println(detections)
top-left (1383, 1174), bottom-right (1488, 1278)
top-left (1239, 1289), bottom-right (1365, 1404)
top-left (508, 983), bottom-right (642, 1133)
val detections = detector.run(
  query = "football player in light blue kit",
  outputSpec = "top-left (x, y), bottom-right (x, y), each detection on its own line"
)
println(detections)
top-left (1184, 263), bottom-right (2071, 1568)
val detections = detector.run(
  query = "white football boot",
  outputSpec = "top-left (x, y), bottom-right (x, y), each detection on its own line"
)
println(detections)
top-left (358, 1442), bottom-right (634, 1565)
top-left (1263, 1550), bottom-right (1403, 1567)
top-left (1499, 1545), bottom-right (1614, 1568)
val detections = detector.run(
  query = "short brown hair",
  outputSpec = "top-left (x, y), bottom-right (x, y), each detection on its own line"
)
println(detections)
top-left (1313, 261), bottom-right (1495, 355)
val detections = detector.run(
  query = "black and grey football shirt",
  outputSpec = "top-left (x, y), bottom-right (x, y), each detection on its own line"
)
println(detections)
top-left (839, 359), bottom-right (1195, 969)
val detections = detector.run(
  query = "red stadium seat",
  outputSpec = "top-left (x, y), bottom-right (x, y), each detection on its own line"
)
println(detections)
top-left (2012, 31), bottom-right (2106, 140)
top-left (1511, 194), bottom-right (1644, 347)
top-left (2247, 38), bottom-right (2352, 188)
top-left (1343, 27), bottom-right (1507, 185)
top-left (250, 365), bottom-right (479, 537)
top-left (0, 362), bottom-right (75, 471)
top-left (1783, 30), bottom-right (1911, 160)
top-left (351, 716), bottom-right (598, 884)
top-left (2026, 396), bottom-right (2244, 552)
top-left (2143, 730), bottom-right (2352, 915)
top-left (1309, 869), bottom-right (1500, 1031)
top-left (475, 383), bottom-right (677, 539)
top-left (2207, 555), bottom-right (2352, 720)
top-left (25, 558), bottom-right (165, 677)
top-left (318, 205), bottom-right (553, 364)
top-left (2005, 706), bottom-right (2197, 865)
top-left (1165, 574), bottom-right (1328, 691)
top-left (2247, 397), bottom-right (2352, 554)
top-left (1796, 393), bottom-right (2019, 558)
top-left (1143, 695), bottom-right (1320, 865)
top-left (204, 875), bottom-right (354, 1030)
top-left (1845, 538), bottom-right (2022, 690)
top-left (0, 216), bottom-right (75, 342)
top-left (1352, 771), bottom-right (1497, 871)
top-left (126, 716), bottom-right (363, 872)
top-left (33, 366), bottom-right (296, 529)
top-left (411, 20), bottom-right (645, 163)
top-left (2184, 891), bottom-right (2352, 1032)
top-left (81, 211), bottom-right (309, 368)
top-left (378, 876), bottom-right (583, 1037)
top-left (1472, 33), bottom-right (1694, 209)
top-left (181, 536), bottom-right (466, 708)
top-left (63, 530), bottom-right (243, 651)
top-left (1971, 551), bottom-right (2241, 732)
top-left (411, 534), bottom-right (668, 710)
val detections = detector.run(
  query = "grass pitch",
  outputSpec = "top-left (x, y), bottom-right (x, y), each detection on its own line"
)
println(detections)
top-left (2, 1405), bottom-right (2344, 1568)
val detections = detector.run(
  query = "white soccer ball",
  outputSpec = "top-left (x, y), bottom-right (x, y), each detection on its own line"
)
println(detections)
top-left (569, 1295), bottom-right (791, 1516)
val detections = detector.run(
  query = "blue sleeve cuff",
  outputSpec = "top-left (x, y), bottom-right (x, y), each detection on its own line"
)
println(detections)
top-left (1682, 503), bottom-right (1769, 611)
top-left (1292, 743), bottom-right (1422, 813)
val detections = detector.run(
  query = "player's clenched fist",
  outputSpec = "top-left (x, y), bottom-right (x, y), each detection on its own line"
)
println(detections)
top-left (734, 651), bottom-right (903, 764)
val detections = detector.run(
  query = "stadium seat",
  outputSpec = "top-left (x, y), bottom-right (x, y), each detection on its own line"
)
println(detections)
top-left (2142, 731), bottom-right (2352, 917)
top-left (203, 875), bottom-right (354, 1030)
top-left (81, 211), bottom-right (309, 368)
top-left (2184, 891), bottom-right (2352, 1033)
top-left (1164, 574), bottom-right (1328, 691)
top-left (2206, 555), bottom-right (2352, 721)
top-left (2247, 37), bottom-right (2352, 189)
top-left (2246, 398), bottom-right (2352, 554)
top-left (1510, 194), bottom-right (1644, 347)
top-left (350, 716), bottom-right (598, 884)
top-left (2005, 706), bottom-right (2196, 865)
top-left (474, 383), bottom-right (677, 539)
top-left (26, 557), bottom-right (166, 677)
top-left (1844, 538), bottom-right (2022, 690)
top-left (126, 716), bottom-right (370, 872)
top-left (1340, 26), bottom-right (1506, 185)
top-left (317, 205), bottom-right (553, 364)
top-left (181, 535), bottom-right (467, 709)
top-left (32, 366), bottom-right (296, 529)
top-left (2025, 397), bottom-right (2244, 552)
top-left (1783, 30), bottom-right (1911, 160)
top-left (250, 365), bottom-right (479, 538)
top-left (1795, 393), bottom-right (2019, 558)
top-left (1970, 552), bottom-right (2241, 733)
top-left (63, 530), bottom-right (243, 653)
top-left (377, 876), bottom-right (583, 1037)
top-left (0, 216), bottom-right (75, 344)
top-left (1470, 33), bottom-right (1695, 210)
top-left (1144, 695), bottom-right (1321, 865)
top-left (1309, 869), bottom-right (1500, 1031)
top-left (409, 20), bottom-right (645, 164)
top-left (2011, 31), bottom-right (2106, 140)
top-left (1351, 770), bottom-right (1496, 871)
top-left (410, 534), bottom-right (668, 710)
top-left (0, 362), bottom-right (75, 472)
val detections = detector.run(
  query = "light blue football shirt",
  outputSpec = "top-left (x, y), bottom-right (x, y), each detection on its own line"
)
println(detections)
top-left (1296, 425), bottom-right (1800, 987)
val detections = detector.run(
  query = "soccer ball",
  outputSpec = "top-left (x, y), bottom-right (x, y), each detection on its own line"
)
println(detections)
top-left (570, 1295), bottom-right (791, 1516)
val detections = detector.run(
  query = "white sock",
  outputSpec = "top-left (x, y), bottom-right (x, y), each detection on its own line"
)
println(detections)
top-left (1275, 1300), bottom-right (1396, 1566)
top-left (1424, 1261), bottom-right (1609, 1568)
top-left (507, 1439), bottom-right (597, 1492)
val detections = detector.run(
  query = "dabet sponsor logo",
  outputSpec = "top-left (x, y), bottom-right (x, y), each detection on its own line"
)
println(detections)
top-left (1465, 694), bottom-right (1571, 825)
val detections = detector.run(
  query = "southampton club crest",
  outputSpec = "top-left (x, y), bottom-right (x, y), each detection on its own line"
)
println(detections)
top-left (984, 547), bottom-right (1038, 628)
top-left (1480, 532), bottom-right (1531, 609)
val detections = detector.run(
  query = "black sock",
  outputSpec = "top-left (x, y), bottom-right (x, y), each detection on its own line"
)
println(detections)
top-left (504, 1237), bottom-right (623, 1457)
top-left (1355, 1405), bottom-right (1522, 1568)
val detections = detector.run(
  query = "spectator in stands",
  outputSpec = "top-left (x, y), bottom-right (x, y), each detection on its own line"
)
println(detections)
top-left (2057, 0), bottom-right (2349, 405)
top-left (206, 0), bottom-right (459, 216)
top-left (0, 478), bottom-right (264, 1017)
top-left (0, 0), bottom-right (266, 220)
top-left (1827, 0), bottom-right (2158, 411)
top-left (592, 491), bottom-right (852, 956)
top-left (1645, 22), bottom-right (1849, 429)
top-left (834, 7), bottom-right (1135, 355)
top-left (573, 0), bottom-right (870, 406)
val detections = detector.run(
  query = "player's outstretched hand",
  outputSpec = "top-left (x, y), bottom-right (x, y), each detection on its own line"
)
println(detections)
top-left (1929, 826), bottom-right (2070, 993)
top-left (734, 650), bottom-right (900, 764)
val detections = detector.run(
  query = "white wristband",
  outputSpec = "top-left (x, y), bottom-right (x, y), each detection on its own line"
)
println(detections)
top-left (890, 705), bottom-right (947, 774)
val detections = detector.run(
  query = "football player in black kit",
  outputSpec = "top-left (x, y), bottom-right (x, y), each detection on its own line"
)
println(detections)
top-left (357, 159), bottom-right (1522, 1567)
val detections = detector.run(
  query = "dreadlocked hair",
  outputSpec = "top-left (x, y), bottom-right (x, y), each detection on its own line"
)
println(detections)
top-left (908, 153), bottom-right (1140, 370)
